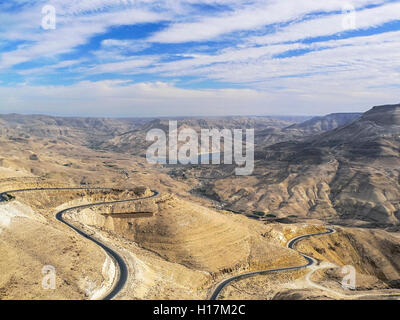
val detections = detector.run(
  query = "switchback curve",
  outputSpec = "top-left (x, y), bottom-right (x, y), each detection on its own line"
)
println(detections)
top-left (0, 187), bottom-right (159, 300)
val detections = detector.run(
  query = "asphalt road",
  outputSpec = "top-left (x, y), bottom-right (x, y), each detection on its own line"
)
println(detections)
top-left (210, 228), bottom-right (335, 300)
top-left (0, 187), bottom-right (159, 300)
top-left (1, 188), bottom-right (335, 300)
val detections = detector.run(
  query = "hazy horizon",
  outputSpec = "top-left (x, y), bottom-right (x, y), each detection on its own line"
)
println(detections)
top-left (0, 109), bottom-right (366, 119)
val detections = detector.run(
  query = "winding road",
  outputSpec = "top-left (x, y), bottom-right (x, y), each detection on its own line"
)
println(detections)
top-left (1, 188), bottom-right (338, 300)
top-left (210, 228), bottom-right (335, 300)
top-left (0, 187), bottom-right (159, 300)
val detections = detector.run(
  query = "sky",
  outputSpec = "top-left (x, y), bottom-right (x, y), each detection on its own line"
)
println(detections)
top-left (0, 0), bottom-right (399, 117)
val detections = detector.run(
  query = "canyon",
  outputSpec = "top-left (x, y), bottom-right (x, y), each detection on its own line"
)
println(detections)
top-left (0, 104), bottom-right (399, 300)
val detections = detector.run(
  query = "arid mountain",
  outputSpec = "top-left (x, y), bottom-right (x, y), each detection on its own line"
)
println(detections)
top-left (0, 114), bottom-right (302, 156)
top-left (99, 117), bottom-right (296, 156)
top-left (311, 105), bottom-right (400, 158)
top-left (255, 113), bottom-right (361, 150)
top-left (184, 104), bottom-right (400, 228)
top-left (98, 113), bottom-right (359, 157)
top-left (3, 113), bottom-right (351, 157)
top-left (0, 114), bottom-right (146, 146)
top-left (285, 112), bottom-right (362, 134)
top-left (254, 112), bottom-right (361, 148)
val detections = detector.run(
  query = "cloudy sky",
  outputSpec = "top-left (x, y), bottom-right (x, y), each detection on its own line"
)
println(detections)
top-left (0, 0), bottom-right (399, 117)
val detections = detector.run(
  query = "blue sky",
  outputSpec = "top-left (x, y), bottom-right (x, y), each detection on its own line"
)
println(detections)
top-left (0, 0), bottom-right (399, 116)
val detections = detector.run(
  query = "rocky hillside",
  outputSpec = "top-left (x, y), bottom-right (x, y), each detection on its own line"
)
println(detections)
top-left (285, 112), bottom-right (362, 134)
top-left (310, 105), bottom-right (400, 160)
top-left (99, 117), bottom-right (295, 156)
top-left (0, 114), bottom-right (146, 146)
top-left (254, 112), bottom-right (361, 148)
top-left (204, 104), bottom-right (400, 227)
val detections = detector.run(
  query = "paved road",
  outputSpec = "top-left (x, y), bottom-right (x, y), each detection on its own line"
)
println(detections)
top-left (210, 228), bottom-right (335, 300)
top-left (0, 187), bottom-right (159, 300)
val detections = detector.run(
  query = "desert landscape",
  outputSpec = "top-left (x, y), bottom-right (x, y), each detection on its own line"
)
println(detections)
top-left (2, 0), bottom-right (400, 303)
top-left (1, 104), bottom-right (400, 300)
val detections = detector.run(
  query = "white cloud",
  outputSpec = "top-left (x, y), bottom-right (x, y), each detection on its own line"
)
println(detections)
top-left (0, 80), bottom-right (397, 117)
top-left (249, 1), bottom-right (400, 45)
top-left (149, 0), bottom-right (388, 43)
top-left (17, 59), bottom-right (85, 75)
top-left (0, 6), bottom-right (166, 70)
top-left (101, 39), bottom-right (150, 52)
top-left (83, 57), bottom-right (157, 74)
top-left (0, 80), bottom-right (274, 116)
